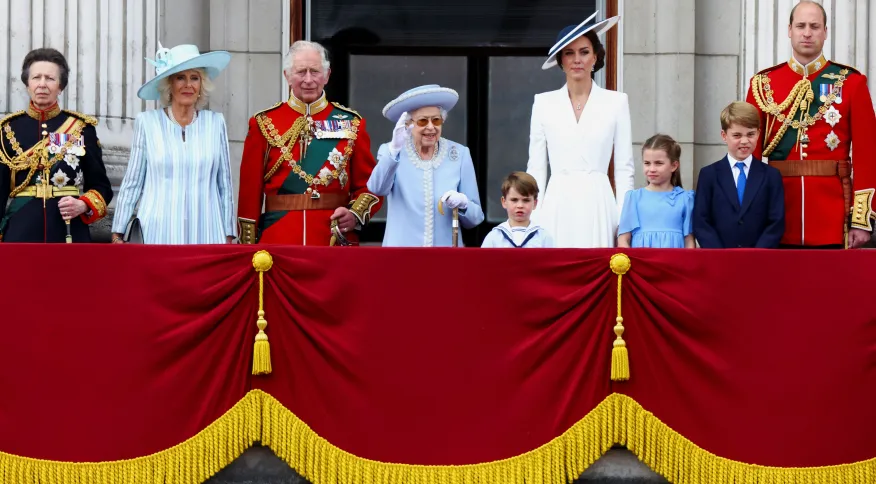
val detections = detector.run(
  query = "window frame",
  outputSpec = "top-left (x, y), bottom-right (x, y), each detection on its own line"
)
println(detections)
top-left (291, 0), bottom-right (620, 246)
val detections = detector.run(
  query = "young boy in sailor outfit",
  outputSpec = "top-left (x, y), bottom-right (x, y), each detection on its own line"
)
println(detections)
top-left (481, 172), bottom-right (554, 248)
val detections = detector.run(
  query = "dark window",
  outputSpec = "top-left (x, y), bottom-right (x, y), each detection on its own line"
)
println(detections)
top-left (309, 0), bottom-right (603, 244)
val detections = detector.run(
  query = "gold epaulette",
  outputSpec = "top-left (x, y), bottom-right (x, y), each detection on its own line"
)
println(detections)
top-left (0, 111), bottom-right (25, 167)
top-left (0, 110), bottom-right (25, 127)
top-left (829, 61), bottom-right (861, 75)
top-left (755, 63), bottom-right (783, 76)
top-left (252, 101), bottom-right (284, 119)
top-left (331, 102), bottom-right (362, 119)
top-left (62, 110), bottom-right (98, 126)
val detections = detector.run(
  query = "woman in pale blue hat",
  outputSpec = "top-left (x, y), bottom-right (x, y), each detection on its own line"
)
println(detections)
top-left (526, 12), bottom-right (635, 248)
top-left (367, 85), bottom-right (484, 247)
top-left (111, 44), bottom-right (235, 244)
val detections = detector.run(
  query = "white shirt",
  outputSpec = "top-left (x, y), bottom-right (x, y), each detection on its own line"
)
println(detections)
top-left (728, 153), bottom-right (752, 187)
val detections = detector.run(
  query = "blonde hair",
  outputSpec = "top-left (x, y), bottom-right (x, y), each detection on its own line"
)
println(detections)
top-left (720, 101), bottom-right (761, 131)
top-left (642, 134), bottom-right (683, 188)
top-left (156, 68), bottom-right (213, 109)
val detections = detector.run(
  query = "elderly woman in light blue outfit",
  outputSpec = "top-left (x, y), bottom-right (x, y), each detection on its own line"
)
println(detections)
top-left (367, 85), bottom-right (484, 247)
top-left (111, 44), bottom-right (235, 244)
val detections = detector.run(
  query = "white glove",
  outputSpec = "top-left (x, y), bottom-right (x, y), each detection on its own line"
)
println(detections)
top-left (389, 113), bottom-right (411, 158)
top-left (441, 191), bottom-right (469, 210)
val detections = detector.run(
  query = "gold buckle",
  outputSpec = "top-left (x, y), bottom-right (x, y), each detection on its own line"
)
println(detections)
top-left (35, 184), bottom-right (51, 200)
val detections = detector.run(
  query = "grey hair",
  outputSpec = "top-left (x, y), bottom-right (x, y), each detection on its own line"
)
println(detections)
top-left (156, 68), bottom-right (213, 109)
top-left (284, 40), bottom-right (331, 74)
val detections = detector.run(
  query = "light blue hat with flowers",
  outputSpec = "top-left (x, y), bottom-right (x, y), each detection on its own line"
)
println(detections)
top-left (382, 84), bottom-right (459, 121)
top-left (137, 43), bottom-right (232, 100)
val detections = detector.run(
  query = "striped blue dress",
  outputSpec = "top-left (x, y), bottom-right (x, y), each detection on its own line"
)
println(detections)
top-left (112, 109), bottom-right (236, 244)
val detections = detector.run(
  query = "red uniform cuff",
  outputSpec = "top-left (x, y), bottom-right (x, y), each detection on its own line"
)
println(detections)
top-left (79, 190), bottom-right (108, 224)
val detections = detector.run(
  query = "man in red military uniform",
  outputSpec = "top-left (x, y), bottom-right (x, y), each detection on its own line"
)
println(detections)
top-left (746, 0), bottom-right (876, 248)
top-left (237, 40), bottom-right (382, 245)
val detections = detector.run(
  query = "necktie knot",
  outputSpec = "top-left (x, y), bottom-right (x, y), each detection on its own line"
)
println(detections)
top-left (735, 162), bottom-right (747, 205)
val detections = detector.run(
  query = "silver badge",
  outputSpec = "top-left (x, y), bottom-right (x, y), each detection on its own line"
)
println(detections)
top-left (449, 145), bottom-right (459, 161)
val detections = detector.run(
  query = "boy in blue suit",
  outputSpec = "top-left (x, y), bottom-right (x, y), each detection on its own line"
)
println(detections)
top-left (694, 101), bottom-right (785, 248)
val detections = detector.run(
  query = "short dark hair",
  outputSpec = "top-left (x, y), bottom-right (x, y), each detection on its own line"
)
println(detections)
top-left (790, 0), bottom-right (827, 26)
top-left (21, 48), bottom-right (70, 90)
top-left (556, 31), bottom-right (606, 80)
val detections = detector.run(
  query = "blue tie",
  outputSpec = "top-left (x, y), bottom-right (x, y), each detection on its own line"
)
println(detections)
top-left (735, 162), bottom-right (747, 205)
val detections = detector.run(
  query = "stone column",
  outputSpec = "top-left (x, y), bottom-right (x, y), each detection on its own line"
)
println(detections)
top-left (693, 0), bottom-right (744, 180)
top-left (623, 0), bottom-right (697, 188)
top-left (0, 0), bottom-right (162, 180)
top-left (209, 0), bottom-right (287, 210)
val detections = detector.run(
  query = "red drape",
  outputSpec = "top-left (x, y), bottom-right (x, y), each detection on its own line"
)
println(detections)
top-left (0, 245), bottom-right (874, 469)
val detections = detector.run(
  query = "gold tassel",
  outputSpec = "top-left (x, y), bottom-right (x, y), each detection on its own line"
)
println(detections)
top-left (252, 250), bottom-right (274, 375)
top-left (610, 253), bottom-right (631, 381)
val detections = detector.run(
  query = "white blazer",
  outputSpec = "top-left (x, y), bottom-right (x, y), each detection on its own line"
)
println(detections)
top-left (526, 83), bottom-right (635, 214)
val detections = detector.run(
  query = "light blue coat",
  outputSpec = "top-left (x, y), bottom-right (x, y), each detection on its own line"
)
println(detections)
top-left (367, 138), bottom-right (484, 247)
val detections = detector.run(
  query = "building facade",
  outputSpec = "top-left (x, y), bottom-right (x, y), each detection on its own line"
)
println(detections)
top-left (1, 0), bottom-right (873, 243)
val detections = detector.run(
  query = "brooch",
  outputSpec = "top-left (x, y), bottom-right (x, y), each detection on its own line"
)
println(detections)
top-left (825, 131), bottom-right (840, 151)
top-left (449, 145), bottom-right (459, 162)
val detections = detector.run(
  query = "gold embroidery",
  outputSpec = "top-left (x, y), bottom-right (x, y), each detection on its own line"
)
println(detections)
top-left (330, 102), bottom-right (362, 119)
top-left (349, 193), bottom-right (380, 225)
top-left (288, 93), bottom-right (328, 116)
top-left (62, 110), bottom-right (98, 126)
top-left (1, 117), bottom-right (85, 197)
top-left (850, 189), bottom-right (874, 231)
top-left (81, 190), bottom-right (107, 218)
top-left (26, 102), bottom-right (61, 121)
top-left (750, 69), bottom-right (848, 157)
top-left (238, 218), bottom-right (257, 244)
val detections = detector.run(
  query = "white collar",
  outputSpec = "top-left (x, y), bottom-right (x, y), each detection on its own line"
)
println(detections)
top-left (498, 221), bottom-right (541, 235)
top-left (728, 153), bottom-right (753, 169)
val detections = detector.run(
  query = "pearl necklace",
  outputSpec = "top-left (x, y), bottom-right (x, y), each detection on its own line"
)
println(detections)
top-left (167, 107), bottom-right (197, 125)
top-left (166, 107), bottom-right (197, 141)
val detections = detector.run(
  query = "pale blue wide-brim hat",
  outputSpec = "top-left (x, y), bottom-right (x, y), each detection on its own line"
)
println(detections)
top-left (382, 84), bottom-right (459, 121)
top-left (137, 43), bottom-right (232, 100)
top-left (542, 11), bottom-right (620, 70)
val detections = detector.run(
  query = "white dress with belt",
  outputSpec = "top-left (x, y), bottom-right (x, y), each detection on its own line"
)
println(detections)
top-left (526, 83), bottom-right (635, 248)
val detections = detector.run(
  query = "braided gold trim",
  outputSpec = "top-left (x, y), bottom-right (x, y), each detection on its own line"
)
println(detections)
top-left (260, 116), bottom-right (307, 182)
top-left (750, 70), bottom-right (848, 157)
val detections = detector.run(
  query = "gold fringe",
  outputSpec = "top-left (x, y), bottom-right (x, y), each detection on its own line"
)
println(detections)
top-left (252, 250), bottom-right (274, 375)
top-left (3, 391), bottom-right (876, 483)
top-left (610, 254), bottom-right (631, 381)
top-left (260, 391), bottom-right (876, 484)
top-left (0, 390), bottom-right (261, 484)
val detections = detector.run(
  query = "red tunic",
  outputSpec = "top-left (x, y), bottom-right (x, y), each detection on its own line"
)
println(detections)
top-left (237, 93), bottom-right (382, 245)
top-left (746, 54), bottom-right (876, 246)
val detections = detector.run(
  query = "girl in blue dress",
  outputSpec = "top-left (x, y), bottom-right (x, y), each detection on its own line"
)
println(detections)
top-left (617, 134), bottom-right (695, 248)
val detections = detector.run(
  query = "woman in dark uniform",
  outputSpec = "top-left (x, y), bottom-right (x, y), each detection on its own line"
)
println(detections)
top-left (0, 48), bottom-right (112, 243)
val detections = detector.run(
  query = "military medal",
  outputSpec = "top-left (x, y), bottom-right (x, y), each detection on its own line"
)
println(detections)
top-left (824, 105), bottom-right (842, 128)
top-left (825, 131), bottom-right (840, 151)
top-left (819, 84), bottom-right (830, 103)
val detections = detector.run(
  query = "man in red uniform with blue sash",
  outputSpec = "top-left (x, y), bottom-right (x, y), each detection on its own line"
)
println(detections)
top-left (237, 40), bottom-right (382, 245)
top-left (746, 0), bottom-right (876, 248)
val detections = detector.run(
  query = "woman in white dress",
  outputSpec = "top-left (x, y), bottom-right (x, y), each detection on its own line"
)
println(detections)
top-left (527, 12), bottom-right (635, 248)
top-left (111, 44), bottom-right (235, 244)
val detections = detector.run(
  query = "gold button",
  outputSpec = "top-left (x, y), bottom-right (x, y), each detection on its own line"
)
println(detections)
top-left (41, 123), bottom-right (47, 128)
top-left (41, 131), bottom-right (48, 136)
